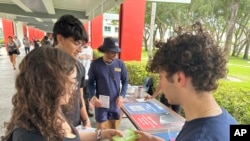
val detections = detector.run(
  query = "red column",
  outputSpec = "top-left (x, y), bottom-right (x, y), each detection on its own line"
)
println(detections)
top-left (2, 19), bottom-right (14, 44)
top-left (119, 0), bottom-right (146, 61)
top-left (91, 15), bottom-right (103, 49)
top-left (28, 27), bottom-right (35, 41)
top-left (38, 30), bottom-right (45, 40)
top-left (34, 29), bottom-right (39, 40)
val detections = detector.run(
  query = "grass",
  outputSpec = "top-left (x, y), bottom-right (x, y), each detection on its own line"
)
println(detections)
top-left (228, 56), bottom-right (250, 82)
top-left (226, 56), bottom-right (250, 90)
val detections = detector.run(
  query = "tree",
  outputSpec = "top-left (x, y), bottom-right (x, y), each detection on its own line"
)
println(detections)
top-left (224, 0), bottom-right (240, 58)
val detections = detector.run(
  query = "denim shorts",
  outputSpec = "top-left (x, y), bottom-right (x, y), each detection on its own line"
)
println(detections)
top-left (95, 107), bottom-right (120, 123)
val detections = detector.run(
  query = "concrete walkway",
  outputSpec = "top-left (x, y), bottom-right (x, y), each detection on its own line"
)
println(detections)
top-left (0, 47), bottom-right (24, 136)
top-left (0, 47), bottom-right (135, 137)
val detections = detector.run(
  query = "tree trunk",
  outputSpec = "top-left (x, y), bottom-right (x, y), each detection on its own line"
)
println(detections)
top-left (143, 36), bottom-right (148, 51)
top-left (243, 39), bottom-right (249, 60)
top-left (236, 41), bottom-right (246, 57)
top-left (224, 0), bottom-right (240, 59)
top-left (231, 44), bottom-right (238, 56)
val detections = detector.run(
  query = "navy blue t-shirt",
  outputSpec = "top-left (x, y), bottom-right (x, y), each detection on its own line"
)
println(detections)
top-left (88, 57), bottom-right (128, 110)
top-left (176, 107), bottom-right (237, 141)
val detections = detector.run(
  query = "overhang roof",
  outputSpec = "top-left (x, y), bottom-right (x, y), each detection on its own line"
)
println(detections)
top-left (0, 0), bottom-right (124, 32)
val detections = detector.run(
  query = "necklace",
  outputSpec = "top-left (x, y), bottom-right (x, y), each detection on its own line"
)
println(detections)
top-left (103, 59), bottom-right (113, 65)
top-left (198, 107), bottom-right (221, 118)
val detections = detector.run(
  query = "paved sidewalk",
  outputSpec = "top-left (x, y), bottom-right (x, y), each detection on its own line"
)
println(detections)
top-left (0, 47), bottom-right (25, 136)
top-left (0, 47), bottom-right (135, 137)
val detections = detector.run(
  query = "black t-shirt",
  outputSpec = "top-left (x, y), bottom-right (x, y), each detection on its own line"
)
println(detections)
top-left (62, 61), bottom-right (85, 126)
top-left (12, 125), bottom-right (80, 141)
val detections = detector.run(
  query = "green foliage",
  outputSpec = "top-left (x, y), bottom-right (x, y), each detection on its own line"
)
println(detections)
top-left (124, 61), bottom-right (159, 92)
top-left (93, 49), bottom-right (103, 60)
top-left (214, 81), bottom-right (250, 124)
top-left (124, 61), bottom-right (148, 85)
top-left (0, 38), bottom-right (4, 44)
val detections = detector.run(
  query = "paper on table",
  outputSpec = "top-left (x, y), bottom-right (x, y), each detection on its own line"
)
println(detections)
top-left (99, 95), bottom-right (110, 108)
top-left (135, 98), bottom-right (145, 102)
top-left (75, 125), bottom-right (96, 133)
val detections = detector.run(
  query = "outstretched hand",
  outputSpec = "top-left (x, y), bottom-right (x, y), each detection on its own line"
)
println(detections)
top-left (135, 130), bottom-right (165, 141)
top-left (144, 95), bottom-right (153, 100)
top-left (102, 129), bottom-right (123, 140)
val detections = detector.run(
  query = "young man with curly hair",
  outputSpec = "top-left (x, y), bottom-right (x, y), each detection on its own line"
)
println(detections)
top-left (136, 22), bottom-right (237, 141)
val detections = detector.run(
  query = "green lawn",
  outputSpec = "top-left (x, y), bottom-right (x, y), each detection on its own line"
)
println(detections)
top-left (228, 56), bottom-right (250, 83)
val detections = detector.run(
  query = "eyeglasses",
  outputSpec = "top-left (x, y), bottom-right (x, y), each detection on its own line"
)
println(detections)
top-left (68, 38), bottom-right (85, 49)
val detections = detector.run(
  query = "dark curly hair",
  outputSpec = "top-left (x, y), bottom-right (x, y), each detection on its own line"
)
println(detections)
top-left (2, 47), bottom-right (76, 140)
top-left (53, 14), bottom-right (88, 46)
top-left (147, 22), bottom-right (227, 91)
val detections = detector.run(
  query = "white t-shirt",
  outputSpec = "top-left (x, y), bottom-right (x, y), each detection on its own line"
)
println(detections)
top-left (78, 46), bottom-right (93, 80)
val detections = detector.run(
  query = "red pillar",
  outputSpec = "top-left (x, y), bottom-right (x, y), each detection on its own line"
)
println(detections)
top-left (83, 22), bottom-right (91, 44)
top-left (38, 30), bottom-right (45, 40)
top-left (91, 15), bottom-right (103, 49)
top-left (119, 0), bottom-right (146, 61)
top-left (28, 27), bottom-right (35, 41)
top-left (2, 19), bottom-right (14, 44)
top-left (34, 29), bottom-right (39, 40)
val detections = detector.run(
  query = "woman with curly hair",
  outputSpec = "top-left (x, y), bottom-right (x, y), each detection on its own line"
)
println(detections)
top-left (2, 47), bottom-right (122, 141)
top-left (136, 22), bottom-right (237, 141)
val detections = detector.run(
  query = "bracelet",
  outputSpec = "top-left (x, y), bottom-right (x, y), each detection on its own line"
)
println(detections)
top-left (96, 129), bottom-right (102, 141)
top-left (83, 118), bottom-right (90, 123)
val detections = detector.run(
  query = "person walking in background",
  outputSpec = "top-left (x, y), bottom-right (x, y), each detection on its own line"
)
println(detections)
top-left (33, 37), bottom-right (40, 49)
top-left (78, 44), bottom-right (94, 117)
top-left (136, 22), bottom-right (237, 141)
top-left (1, 47), bottom-right (123, 141)
top-left (13, 36), bottom-right (21, 56)
top-left (88, 37), bottom-right (128, 129)
top-left (53, 14), bottom-right (91, 128)
top-left (41, 35), bottom-right (51, 48)
top-left (23, 35), bottom-right (31, 54)
top-left (6, 36), bottom-right (18, 70)
top-left (13, 36), bottom-right (21, 49)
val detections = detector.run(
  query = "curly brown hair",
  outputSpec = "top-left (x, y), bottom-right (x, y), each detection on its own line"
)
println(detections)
top-left (147, 22), bottom-right (227, 91)
top-left (2, 47), bottom-right (76, 140)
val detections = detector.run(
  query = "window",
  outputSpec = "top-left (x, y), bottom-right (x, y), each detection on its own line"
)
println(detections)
top-left (104, 26), bottom-right (111, 32)
top-left (115, 27), bottom-right (119, 32)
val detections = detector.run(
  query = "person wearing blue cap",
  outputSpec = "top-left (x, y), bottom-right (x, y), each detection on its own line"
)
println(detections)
top-left (88, 37), bottom-right (128, 129)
